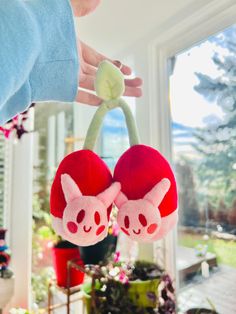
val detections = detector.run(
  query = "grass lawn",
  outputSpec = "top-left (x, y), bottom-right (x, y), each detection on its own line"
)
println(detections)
top-left (179, 232), bottom-right (236, 268)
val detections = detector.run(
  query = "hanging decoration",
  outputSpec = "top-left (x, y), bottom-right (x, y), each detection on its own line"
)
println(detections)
top-left (0, 229), bottom-right (12, 278)
top-left (50, 61), bottom-right (178, 246)
top-left (0, 103), bottom-right (35, 140)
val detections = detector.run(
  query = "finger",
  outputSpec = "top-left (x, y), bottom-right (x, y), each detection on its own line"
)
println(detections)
top-left (124, 77), bottom-right (143, 87)
top-left (79, 74), bottom-right (95, 91)
top-left (81, 41), bottom-right (113, 67)
top-left (81, 41), bottom-right (132, 75)
top-left (113, 60), bottom-right (132, 75)
top-left (81, 62), bottom-right (97, 76)
top-left (124, 86), bottom-right (142, 98)
top-left (76, 90), bottom-right (102, 106)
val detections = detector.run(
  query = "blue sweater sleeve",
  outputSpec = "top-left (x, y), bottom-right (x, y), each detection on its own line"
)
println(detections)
top-left (0, 0), bottom-right (78, 126)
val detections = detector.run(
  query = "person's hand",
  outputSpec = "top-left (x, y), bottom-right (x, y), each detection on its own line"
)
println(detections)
top-left (70, 0), bottom-right (101, 17)
top-left (76, 40), bottom-right (143, 106)
top-left (70, 1), bottom-right (143, 106)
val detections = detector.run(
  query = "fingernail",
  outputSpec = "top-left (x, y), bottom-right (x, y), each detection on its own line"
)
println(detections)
top-left (114, 60), bottom-right (122, 68)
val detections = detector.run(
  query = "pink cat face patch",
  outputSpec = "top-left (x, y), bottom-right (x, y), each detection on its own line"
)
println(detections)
top-left (62, 196), bottom-right (110, 245)
top-left (115, 178), bottom-right (171, 242)
top-left (52, 174), bottom-right (121, 247)
top-left (117, 199), bottom-right (162, 241)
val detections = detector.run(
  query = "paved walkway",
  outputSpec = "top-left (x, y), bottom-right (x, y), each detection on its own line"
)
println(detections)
top-left (178, 265), bottom-right (236, 314)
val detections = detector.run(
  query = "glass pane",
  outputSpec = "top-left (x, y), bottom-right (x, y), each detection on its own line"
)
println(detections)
top-left (32, 102), bottom-right (74, 307)
top-left (100, 97), bottom-right (135, 170)
top-left (0, 134), bottom-right (6, 227)
top-left (170, 25), bottom-right (236, 313)
top-left (100, 98), bottom-right (139, 260)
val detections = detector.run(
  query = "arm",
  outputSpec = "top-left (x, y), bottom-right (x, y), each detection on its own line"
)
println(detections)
top-left (0, 0), bottom-right (78, 126)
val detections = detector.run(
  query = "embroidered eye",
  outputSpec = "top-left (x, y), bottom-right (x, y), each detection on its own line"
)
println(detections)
top-left (77, 209), bottom-right (85, 224)
top-left (139, 214), bottom-right (147, 227)
top-left (94, 211), bottom-right (101, 225)
top-left (124, 216), bottom-right (130, 229)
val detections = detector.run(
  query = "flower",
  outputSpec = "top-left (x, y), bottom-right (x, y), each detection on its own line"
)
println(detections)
top-left (9, 309), bottom-right (30, 314)
top-left (109, 266), bottom-right (120, 277)
top-left (111, 222), bottom-right (120, 236)
top-left (113, 251), bottom-right (121, 263)
top-left (0, 105), bottom-right (34, 140)
top-left (118, 270), bottom-right (129, 284)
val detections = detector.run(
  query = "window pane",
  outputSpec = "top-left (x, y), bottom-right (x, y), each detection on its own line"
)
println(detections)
top-left (32, 102), bottom-right (74, 306)
top-left (0, 134), bottom-right (5, 227)
top-left (170, 25), bottom-right (236, 313)
top-left (100, 98), bottom-right (136, 171)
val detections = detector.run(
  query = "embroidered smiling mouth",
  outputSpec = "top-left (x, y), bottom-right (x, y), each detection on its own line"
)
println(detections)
top-left (133, 229), bottom-right (141, 235)
top-left (83, 226), bottom-right (92, 233)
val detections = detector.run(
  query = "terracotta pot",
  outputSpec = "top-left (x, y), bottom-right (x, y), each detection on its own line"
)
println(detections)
top-left (52, 241), bottom-right (85, 288)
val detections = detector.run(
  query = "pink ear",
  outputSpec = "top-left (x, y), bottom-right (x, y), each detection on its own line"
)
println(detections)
top-left (97, 182), bottom-right (121, 208)
top-left (115, 191), bottom-right (128, 208)
top-left (61, 173), bottom-right (82, 203)
top-left (144, 178), bottom-right (171, 207)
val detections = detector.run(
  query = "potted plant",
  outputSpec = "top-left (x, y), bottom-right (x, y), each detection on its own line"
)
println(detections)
top-left (0, 229), bottom-right (14, 310)
top-left (52, 238), bottom-right (85, 288)
top-left (35, 220), bottom-right (85, 289)
top-left (79, 208), bottom-right (119, 265)
top-left (82, 255), bottom-right (175, 314)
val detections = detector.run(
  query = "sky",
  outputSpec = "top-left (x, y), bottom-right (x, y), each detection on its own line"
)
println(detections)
top-left (170, 41), bottom-right (224, 128)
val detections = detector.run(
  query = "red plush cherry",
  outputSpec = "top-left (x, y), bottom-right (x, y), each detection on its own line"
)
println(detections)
top-left (114, 145), bottom-right (177, 215)
top-left (50, 150), bottom-right (118, 246)
top-left (50, 150), bottom-right (113, 219)
top-left (113, 144), bottom-right (178, 242)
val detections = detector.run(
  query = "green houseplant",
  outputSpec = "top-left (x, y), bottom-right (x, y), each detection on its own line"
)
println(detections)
top-left (82, 256), bottom-right (175, 314)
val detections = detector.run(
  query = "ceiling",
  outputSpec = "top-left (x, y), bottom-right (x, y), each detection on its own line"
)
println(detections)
top-left (75, 0), bottom-right (210, 56)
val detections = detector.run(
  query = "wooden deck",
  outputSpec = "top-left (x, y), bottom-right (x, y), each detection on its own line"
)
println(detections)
top-left (177, 246), bottom-right (217, 282)
top-left (178, 265), bottom-right (236, 314)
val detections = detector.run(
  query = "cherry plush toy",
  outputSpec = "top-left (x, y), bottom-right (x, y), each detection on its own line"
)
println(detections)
top-left (50, 61), bottom-right (125, 247)
top-left (114, 147), bottom-right (178, 242)
top-left (50, 151), bottom-right (120, 246)
top-left (50, 61), bottom-right (178, 246)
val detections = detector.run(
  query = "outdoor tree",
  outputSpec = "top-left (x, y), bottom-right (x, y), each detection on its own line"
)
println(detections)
top-left (194, 25), bottom-right (236, 214)
top-left (175, 160), bottom-right (200, 227)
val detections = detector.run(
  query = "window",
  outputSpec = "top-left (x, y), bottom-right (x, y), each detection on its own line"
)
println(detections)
top-left (100, 98), bottom-right (136, 170)
top-left (0, 134), bottom-right (5, 227)
top-left (0, 134), bottom-right (10, 228)
top-left (169, 25), bottom-right (236, 313)
top-left (32, 102), bottom-right (75, 306)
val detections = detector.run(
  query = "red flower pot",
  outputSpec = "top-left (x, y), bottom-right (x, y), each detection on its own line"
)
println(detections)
top-left (52, 241), bottom-right (85, 288)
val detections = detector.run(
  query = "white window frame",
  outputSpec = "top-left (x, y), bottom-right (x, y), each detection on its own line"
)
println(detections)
top-left (147, 0), bottom-right (236, 288)
top-left (5, 110), bottom-right (34, 311)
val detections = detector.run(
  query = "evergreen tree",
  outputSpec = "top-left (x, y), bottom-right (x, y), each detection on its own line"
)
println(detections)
top-left (194, 25), bottom-right (236, 208)
top-left (175, 160), bottom-right (200, 226)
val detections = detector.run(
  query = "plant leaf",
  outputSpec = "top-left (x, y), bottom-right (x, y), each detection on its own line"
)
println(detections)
top-left (95, 60), bottom-right (125, 100)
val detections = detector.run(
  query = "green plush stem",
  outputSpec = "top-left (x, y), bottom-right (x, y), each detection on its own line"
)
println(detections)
top-left (83, 98), bottom-right (140, 151)
top-left (118, 98), bottom-right (140, 146)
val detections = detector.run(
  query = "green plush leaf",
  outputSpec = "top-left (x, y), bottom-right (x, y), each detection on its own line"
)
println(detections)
top-left (95, 60), bottom-right (125, 100)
